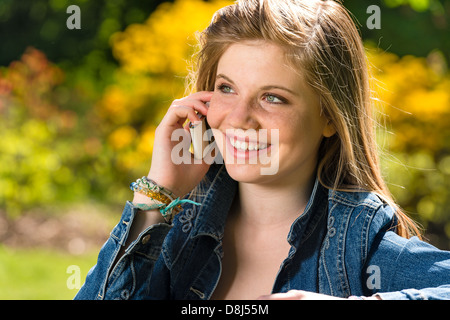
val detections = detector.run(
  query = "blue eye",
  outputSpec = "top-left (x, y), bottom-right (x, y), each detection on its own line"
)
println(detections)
top-left (217, 84), bottom-right (234, 94)
top-left (264, 94), bottom-right (285, 104)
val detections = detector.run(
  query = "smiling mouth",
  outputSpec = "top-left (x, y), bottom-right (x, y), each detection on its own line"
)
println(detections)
top-left (229, 136), bottom-right (269, 152)
top-left (225, 131), bottom-right (271, 154)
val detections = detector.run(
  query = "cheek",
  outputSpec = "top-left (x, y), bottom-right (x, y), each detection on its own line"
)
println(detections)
top-left (206, 93), bottom-right (227, 129)
top-left (279, 112), bottom-right (325, 149)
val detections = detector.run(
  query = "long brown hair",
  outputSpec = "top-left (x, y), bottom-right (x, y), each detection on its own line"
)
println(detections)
top-left (189, 0), bottom-right (421, 239)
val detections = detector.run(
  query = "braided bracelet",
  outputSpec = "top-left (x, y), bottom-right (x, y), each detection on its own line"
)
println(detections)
top-left (130, 176), bottom-right (176, 203)
top-left (130, 177), bottom-right (200, 223)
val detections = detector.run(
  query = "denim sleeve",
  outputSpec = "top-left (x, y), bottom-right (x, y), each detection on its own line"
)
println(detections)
top-left (366, 231), bottom-right (450, 300)
top-left (74, 201), bottom-right (172, 300)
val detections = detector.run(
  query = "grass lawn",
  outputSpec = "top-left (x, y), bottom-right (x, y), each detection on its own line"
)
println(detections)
top-left (0, 245), bottom-right (99, 300)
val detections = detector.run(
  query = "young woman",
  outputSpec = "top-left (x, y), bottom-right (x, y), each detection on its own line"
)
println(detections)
top-left (75, 0), bottom-right (450, 300)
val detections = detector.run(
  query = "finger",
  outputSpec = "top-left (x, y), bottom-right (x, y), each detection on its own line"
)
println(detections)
top-left (192, 99), bottom-right (210, 116)
top-left (189, 90), bottom-right (214, 103)
top-left (164, 105), bottom-right (202, 128)
top-left (257, 290), bottom-right (305, 300)
top-left (172, 91), bottom-right (213, 113)
top-left (171, 99), bottom-right (209, 117)
top-left (171, 91), bottom-right (213, 106)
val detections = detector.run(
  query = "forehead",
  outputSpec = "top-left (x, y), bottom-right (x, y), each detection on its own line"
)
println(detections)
top-left (216, 40), bottom-right (304, 85)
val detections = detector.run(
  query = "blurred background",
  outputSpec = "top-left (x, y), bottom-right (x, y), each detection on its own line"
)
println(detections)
top-left (0, 0), bottom-right (449, 299)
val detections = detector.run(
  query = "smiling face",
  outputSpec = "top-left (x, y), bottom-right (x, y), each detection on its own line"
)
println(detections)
top-left (207, 40), bottom-right (335, 185)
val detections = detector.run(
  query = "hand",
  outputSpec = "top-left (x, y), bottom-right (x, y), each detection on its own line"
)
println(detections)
top-left (257, 290), bottom-right (346, 300)
top-left (257, 290), bottom-right (381, 300)
top-left (146, 91), bottom-right (214, 198)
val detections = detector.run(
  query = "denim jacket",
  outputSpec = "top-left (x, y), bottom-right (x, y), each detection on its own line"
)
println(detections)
top-left (75, 164), bottom-right (450, 300)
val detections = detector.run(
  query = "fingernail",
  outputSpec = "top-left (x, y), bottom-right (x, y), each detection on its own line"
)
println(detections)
top-left (189, 115), bottom-right (205, 128)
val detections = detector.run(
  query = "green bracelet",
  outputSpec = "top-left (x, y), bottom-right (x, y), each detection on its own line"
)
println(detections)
top-left (134, 198), bottom-right (201, 223)
top-left (133, 203), bottom-right (165, 212)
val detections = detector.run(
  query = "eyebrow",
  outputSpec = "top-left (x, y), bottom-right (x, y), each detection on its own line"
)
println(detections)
top-left (215, 73), bottom-right (297, 96)
top-left (216, 74), bottom-right (235, 85)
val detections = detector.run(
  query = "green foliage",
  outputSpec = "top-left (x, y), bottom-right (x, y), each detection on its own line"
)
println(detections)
top-left (0, 48), bottom-right (128, 215)
top-left (0, 245), bottom-right (98, 299)
top-left (345, 0), bottom-right (449, 61)
top-left (0, 0), bottom-right (170, 66)
top-left (383, 0), bottom-right (435, 12)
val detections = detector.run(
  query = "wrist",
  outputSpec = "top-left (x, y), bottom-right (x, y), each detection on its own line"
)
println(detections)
top-left (131, 176), bottom-right (194, 223)
top-left (132, 191), bottom-right (152, 204)
top-left (146, 175), bottom-right (184, 199)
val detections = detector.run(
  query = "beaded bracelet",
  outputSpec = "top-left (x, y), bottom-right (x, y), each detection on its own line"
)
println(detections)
top-left (130, 177), bottom-right (200, 223)
top-left (130, 176), bottom-right (176, 204)
top-left (134, 197), bottom-right (201, 224)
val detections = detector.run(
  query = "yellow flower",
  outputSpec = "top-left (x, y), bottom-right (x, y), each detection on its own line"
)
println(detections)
top-left (108, 125), bottom-right (137, 150)
top-left (137, 125), bottom-right (156, 156)
top-left (111, 0), bottom-right (233, 75)
top-left (404, 89), bottom-right (449, 121)
top-left (368, 47), bottom-right (450, 123)
top-left (97, 85), bottom-right (129, 123)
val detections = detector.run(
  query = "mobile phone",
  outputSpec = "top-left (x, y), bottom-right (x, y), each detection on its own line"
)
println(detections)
top-left (189, 115), bottom-right (214, 160)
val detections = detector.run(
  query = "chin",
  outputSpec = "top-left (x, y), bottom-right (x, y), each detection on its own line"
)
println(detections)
top-left (213, 133), bottom-right (281, 181)
top-left (224, 162), bottom-right (280, 184)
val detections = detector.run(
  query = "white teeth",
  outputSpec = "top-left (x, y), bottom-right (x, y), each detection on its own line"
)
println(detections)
top-left (230, 137), bottom-right (268, 151)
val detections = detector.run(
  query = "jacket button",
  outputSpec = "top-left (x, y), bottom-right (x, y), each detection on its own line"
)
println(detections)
top-left (141, 234), bottom-right (151, 244)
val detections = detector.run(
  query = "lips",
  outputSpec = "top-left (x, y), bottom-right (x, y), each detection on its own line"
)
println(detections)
top-left (229, 136), bottom-right (269, 151)
top-left (223, 131), bottom-right (271, 161)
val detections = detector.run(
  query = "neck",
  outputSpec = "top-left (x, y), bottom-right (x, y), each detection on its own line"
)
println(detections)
top-left (233, 171), bottom-right (316, 227)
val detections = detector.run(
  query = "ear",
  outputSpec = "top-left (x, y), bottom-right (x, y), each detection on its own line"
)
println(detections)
top-left (322, 121), bottom-right (336, 138)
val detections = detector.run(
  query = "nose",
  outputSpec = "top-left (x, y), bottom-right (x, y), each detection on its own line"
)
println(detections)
top-left (226, 98), bottom-right (259, 130)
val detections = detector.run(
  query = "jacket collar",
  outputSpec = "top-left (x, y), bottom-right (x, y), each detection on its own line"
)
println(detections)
top-left (287, 178), bottom-right (328, 249)
top-left (189, 164), bottom-right (237, 240)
